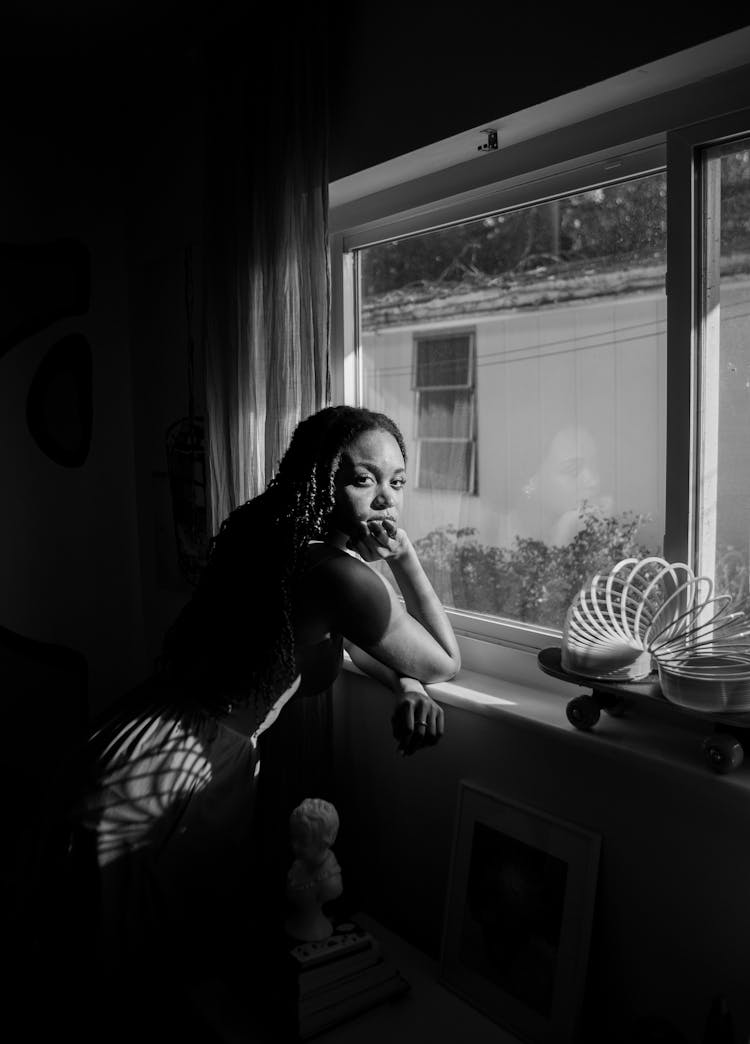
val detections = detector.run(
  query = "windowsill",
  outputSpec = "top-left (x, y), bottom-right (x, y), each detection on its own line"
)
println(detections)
top-left (341, 650), bottom-right (750, 790)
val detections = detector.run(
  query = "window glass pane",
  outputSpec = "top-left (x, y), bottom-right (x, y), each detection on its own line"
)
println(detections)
top-left (357, 173), bottom-right (666, 629)
top-left (418, 389), bottom-right (472, 438)
top-left (699, 138), bottom-right (750, 606)
top-left (415, 336), bottom-right (471, 387)
top-left (419, 441), bottom-right (473, 491)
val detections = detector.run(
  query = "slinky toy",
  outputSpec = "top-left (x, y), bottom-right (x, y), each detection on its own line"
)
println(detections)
top-left (561, 556), bottom-right (750, 711)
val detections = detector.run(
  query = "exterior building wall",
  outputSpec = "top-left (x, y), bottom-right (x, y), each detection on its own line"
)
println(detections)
top-left (362, 290), bottom-right (668, 554)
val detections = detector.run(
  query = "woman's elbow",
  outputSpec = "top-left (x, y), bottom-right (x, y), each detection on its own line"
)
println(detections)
top-left (424, 651), bottom-right (461, 684)
top-left (445, 647), bottom-right (461, 680)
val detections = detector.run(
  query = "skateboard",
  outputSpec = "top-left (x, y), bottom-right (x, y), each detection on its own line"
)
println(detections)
top-left (537, 646), bottom-right (750, 775)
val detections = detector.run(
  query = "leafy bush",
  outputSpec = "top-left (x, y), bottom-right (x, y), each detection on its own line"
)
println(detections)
top-left (413, 505), bottom-right (654, 629)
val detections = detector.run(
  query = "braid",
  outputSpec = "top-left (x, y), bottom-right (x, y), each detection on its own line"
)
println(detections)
top-left (160, 406), bottom-right (407, 718)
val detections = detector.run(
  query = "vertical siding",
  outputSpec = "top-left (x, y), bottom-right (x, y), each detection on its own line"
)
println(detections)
top-left (362, 291), bottom-right (668, 554)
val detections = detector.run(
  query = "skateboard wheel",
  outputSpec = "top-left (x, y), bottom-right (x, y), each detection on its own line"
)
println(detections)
top-left (703, 734), bottom-right (744, 774)
top-left (566, 695), bottom-right (600, 730)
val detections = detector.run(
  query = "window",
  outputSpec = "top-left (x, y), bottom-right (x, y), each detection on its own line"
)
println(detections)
top-left (354, 175), bottom-right (667, 633)
top-left (330, 58), bottom-right (750, 666)
top-left (413, 332), bottom-right (476, 493)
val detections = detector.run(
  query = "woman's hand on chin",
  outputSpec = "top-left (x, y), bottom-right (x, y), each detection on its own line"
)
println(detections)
top-left (347, 519), bottom-right (412, 564)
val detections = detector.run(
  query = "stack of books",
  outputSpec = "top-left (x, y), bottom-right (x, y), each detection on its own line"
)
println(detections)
top-left (286, 917), bottom-right (410, 1039)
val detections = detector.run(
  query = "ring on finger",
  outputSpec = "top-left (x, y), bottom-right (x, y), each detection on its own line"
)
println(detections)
top-left (416, 720), bottom-right (428, 728)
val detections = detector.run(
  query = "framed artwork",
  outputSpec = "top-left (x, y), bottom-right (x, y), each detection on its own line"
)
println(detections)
top-left (440, 782), bottom-right (601, 1043)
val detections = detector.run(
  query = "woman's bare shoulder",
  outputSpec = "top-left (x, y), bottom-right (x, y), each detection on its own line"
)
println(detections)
top-left (305, 541), bottom-right (370, 573)
top-left (304, 540), bottom-right (348, 567)
top-left (301, 542), bottom-right (394, 645)
top-left (305, 542), bottom-right (389, 586)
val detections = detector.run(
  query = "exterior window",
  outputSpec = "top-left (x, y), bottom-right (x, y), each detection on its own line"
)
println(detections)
top-left (414, 333), bottom-right (476, 493)
top-left (356, 174), bottom-right (667, 632)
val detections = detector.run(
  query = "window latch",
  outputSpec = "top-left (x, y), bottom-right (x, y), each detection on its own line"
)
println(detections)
top-left (477, 128), bottom-right (499, 153)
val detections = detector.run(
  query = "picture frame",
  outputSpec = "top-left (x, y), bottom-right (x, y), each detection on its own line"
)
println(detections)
top-left (440, 781), bottom-right (601, 1043)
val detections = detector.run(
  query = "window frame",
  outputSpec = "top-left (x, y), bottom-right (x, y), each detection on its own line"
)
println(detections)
top-left (329, 64), bottom-right (750, 672)
top-left (665, 109), bottom-right (750, 583)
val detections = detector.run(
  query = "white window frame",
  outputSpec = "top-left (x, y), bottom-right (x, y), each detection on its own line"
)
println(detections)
top-left (665, 109), bottom-right (750, 583)
top-left (329, 40), bottom-right (750, 675)
top-left (412, 329), bottom-right (477, 494)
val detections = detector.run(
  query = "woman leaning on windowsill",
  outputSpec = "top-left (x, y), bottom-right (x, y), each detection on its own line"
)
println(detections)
top-left (27, 404), bottom-right (459, 1044)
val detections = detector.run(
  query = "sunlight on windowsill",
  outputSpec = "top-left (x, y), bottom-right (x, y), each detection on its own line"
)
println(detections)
top-left (342, 649), bottom-right (571, 725)
top-left (435, 678), bottom-right (517, 708)
top-left (340, 651), bottom-right (750, 789)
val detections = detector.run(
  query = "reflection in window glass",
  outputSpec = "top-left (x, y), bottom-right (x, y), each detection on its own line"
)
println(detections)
top-left (357, 175), bottom-right (667, 629)
top-left (699, 139), bottom-right (750, 606)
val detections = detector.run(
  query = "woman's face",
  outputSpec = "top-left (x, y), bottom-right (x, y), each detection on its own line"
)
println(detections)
top-left (330, 428), bottom-right (406, 539)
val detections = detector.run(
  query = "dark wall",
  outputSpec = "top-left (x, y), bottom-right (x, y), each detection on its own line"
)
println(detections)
top-left (0, 5), bottom-right (212, 709)
top-left (0, 61), bottom-right (147, 712)
top-left (334, 669), bottom-right (750, 1042)
top-left (327, 7), bottom-right (750, 179)
top-left (125, 88), bottom-right (207, 668)
top-left (7, 4), bottom-right (747, 181)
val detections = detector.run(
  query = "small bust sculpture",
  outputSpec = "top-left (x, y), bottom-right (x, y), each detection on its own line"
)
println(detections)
top-left (284, 798), bottom-right (343, 942)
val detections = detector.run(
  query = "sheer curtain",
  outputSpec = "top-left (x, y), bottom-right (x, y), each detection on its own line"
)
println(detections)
top-left (199, 13), bottom-right (335, 923)
top-left (201, 13), bottom-right (330, 533)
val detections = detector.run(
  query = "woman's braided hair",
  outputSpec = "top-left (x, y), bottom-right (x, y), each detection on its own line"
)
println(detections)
top-left (160, 405), bottom-right (406, 718)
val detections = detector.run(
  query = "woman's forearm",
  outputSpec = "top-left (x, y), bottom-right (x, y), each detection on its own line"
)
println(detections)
top-left (344, 640), bottom-right (444, 757)
top-left (345, 521), bottom-right (460, 679)
top-left (344, 640), bottom-right (422, 699)
top-left (389, 542), bottom-right (461, 672)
